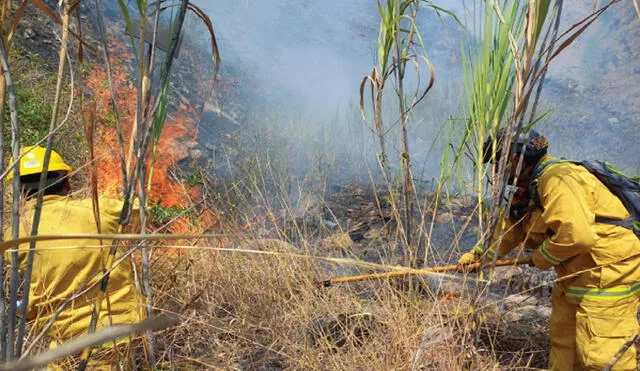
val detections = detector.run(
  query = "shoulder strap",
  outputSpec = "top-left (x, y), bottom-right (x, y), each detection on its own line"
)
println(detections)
top-left (595, 216), bottom-right (636, 229)
top-left (529, 159), bottom-right (638, 233)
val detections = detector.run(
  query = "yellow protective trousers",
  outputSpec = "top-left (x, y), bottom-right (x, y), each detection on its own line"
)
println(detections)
top-left (548, 287), bottom-right (639, 371)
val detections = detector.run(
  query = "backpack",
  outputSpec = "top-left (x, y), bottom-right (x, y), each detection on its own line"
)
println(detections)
top-left (529, 159), bottom-right (640, 238)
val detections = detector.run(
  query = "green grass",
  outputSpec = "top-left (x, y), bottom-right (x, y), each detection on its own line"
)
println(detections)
top-left (9, 83), bottom-right (53, 145)
top-left (185, 169), bottom-right (206, 188)
top-left (3, 48), bottom-right (55, 147)
top-left (150, 202), bottom-right (196, 225)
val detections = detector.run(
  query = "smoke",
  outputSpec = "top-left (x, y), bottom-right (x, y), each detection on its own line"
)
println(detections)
top-left (188, 0), bottom-right (467, 184)
top-left (191, 1), bottom-right (372, 113)
top-left (188, 0), bottom-right (640, 186)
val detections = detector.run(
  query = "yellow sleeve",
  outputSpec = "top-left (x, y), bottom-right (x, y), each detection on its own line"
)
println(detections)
top-left (532, 170), bottom-right (596, 268)
top-left (96, 196), bottom-right (143, 231)
top-left (483, 213), bottom-right (527, 260)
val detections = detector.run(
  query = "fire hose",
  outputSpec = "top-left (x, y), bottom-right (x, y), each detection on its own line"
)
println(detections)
top-left (316, 256), bottom-right (531, 287)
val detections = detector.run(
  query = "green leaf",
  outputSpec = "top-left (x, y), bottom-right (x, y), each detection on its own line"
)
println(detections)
top-left (117, 0), bottom-right (139, 57)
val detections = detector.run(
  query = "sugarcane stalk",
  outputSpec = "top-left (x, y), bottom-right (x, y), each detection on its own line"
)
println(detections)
top-left (7, 314), bottom-right (180, 371)
top-left (603, 326), bottom-right (640, 371)
top-left (94, 0), bottom-right (128, 186)
top-left (0, 33), bottom-right (21, 362)
top-left (138, 1), bottom-right (162, 366)
top-left (78, 2), bottom-right (189, 369)
top-left (394, 1), bottom-right (412, 267)
top-left (16, 0), bottom-right (71, 357)
top-left (125, 0), bottom-right (149, 180)
top-left (525, 0), bottom-right (563, 127)
top-left (0, 61), bottom-right (6, 362)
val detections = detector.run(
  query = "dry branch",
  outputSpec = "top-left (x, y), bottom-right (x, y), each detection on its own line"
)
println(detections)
top-left (1, 314), bottom-right (180, 371)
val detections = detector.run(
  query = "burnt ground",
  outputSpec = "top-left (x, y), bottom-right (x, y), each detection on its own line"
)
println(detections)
top-left (271, 182), bottom-right (554, 294)
top-left (208, 181), bottom-right (558, 369)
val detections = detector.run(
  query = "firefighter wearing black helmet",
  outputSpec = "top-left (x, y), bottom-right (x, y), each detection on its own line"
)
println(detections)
top-left (458, 130), bottom-right (640, 370)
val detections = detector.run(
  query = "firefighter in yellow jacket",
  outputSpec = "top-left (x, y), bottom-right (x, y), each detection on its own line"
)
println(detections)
top-left (5, 146), bottom-right (145, 370)
top-left (458, 130), bottom-right (640, 371)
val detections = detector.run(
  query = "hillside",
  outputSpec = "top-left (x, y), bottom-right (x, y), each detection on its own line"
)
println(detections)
top-left (1, 1), bottom-right (638, 370)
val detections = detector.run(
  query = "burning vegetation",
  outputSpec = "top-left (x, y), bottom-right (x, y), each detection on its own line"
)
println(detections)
top-left (0, 0), bottom-right (637, 370)
top-left (87, 41), bottom-right (193, 206)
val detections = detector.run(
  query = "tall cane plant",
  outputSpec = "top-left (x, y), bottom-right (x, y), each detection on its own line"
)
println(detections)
top-left (360, 0), bottom-right (457, 268)
top-left (458, 0), bottom-right (623, 366)
top-left (77, 1), bottom-right (220, 369)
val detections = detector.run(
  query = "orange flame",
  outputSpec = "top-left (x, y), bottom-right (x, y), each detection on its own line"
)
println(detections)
top-left (85, 38), bottom-right (216, 234)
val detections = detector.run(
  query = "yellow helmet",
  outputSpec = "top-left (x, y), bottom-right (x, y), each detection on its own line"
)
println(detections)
top-left (6, 145), bottom-right (72, 182)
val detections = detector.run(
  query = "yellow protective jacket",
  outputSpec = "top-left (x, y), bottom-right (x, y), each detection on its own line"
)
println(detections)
top-left (486, 154), bottom-right (640, 301)
top-left (4, 195), bottom-right (145, 343)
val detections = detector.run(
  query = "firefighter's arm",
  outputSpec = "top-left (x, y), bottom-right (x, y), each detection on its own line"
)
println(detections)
top-left (98, 196), bottom-right (147, 231)
top-left (458, 210), bottom-right (526, 265)
top-left (483, 213), bottom-right (527, 260)
top-left (531, 172), bottom-right (596, 270)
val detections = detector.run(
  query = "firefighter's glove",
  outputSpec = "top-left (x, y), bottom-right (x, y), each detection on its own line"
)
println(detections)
top-left (530, 249), bottom-right (554, 270)
top-left (458, 250), bottom-right (479, 265)
top-left (457, 246), bottom-right (484, 272)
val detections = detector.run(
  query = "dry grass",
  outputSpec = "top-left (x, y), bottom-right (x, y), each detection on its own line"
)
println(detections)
top-left (145, 235), bottom-right (548, 370)
top-left (122, 115), bottom-right (555, 370)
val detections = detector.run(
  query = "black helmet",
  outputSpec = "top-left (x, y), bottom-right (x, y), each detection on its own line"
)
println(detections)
top-left (482, 128), bottom-right (548, 164)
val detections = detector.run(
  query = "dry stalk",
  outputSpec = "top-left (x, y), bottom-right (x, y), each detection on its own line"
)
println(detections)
top-left (0, 10), bottom-right (7, 357)
top-left (17, 0), bottom-right (72, 357)
top-left (137, 3), bottom-right (164, 364)
top-left (93, 0), bottom-right (128, 185)
top-left (0, 32), bottom-right (22, 363)
top-left (3, 314), bottom-right (180, 371)
top-left (523, 0), bottom-right (563, 127)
